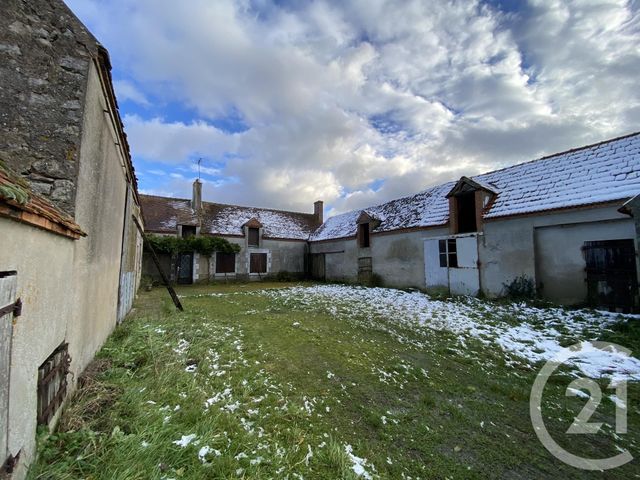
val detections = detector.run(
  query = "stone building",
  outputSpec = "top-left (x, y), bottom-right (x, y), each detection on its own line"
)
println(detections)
top-left (0, 1), bottom-right (142, 477)
top-left (140, 181), bottom-right (322, 283)
top-left (310, 132), bottom-right (640, 312)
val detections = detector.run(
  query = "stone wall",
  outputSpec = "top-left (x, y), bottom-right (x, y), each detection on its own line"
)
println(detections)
top-left (0, 0), bottom-right (98, 215)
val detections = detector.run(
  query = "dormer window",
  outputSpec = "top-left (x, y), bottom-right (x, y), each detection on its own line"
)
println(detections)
top-left (446, 177), bottom-right (497, 235)
top-left (182, 225), bottom-right (196, 238)
top-left (248, 227), bottom-right (259, 247)
top-left (359, 223), bottom-right (370, 248)
top-left (456, 192), bottom-right (477, 233)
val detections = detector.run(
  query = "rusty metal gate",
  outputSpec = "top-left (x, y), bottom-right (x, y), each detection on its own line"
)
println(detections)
top-left (0, 271), bottom-right (19, 472)
top-left (583, 239), bottom-right (638, 312)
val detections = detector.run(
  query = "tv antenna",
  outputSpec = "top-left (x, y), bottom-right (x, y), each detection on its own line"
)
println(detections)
top-left (197, 157), bottom-right (202, 180)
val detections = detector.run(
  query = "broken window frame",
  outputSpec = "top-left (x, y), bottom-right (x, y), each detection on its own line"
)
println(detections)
top-left (358, 223), bottom-right (370, 248)
top-left (37, 342), bottom-right (71, 425)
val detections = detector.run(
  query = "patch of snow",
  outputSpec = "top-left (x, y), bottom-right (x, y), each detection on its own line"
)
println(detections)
top-left (262, 285), bottom-right (640, 382)
top-left (173, 434), bottom-right (197, 448)
top-left (345, 444), bottom-right (375, 480)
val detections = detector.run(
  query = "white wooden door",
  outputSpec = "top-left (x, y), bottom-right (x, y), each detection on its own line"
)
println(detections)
top-left (449, 236), bottom-right (480, 295)
top-left (0, 271), bottom-right (17, 464)
top-left (424, 239), bottom-right (448, 289)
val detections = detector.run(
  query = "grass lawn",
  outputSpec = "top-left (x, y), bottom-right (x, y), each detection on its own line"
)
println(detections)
top-left (29, 282), bottom-right (639, 479)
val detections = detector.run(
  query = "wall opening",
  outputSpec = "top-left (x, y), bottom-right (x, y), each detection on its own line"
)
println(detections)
top-left (456, 192), bottom-right (477, 233)
top-left (358, 223), bottom-right (370, 248)
top-left (37, 342), bottom-right (71, 425)
top-left (181, 225), bottom-right (196, 238)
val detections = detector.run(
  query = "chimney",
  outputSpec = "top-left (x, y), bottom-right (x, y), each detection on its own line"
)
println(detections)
top-left (192, 179), bottom-right (202, 212)
top-left (314, 200), bottom-right (323, 224)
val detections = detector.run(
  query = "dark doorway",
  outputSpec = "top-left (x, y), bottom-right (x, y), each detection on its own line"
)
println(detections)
top-left (456, 192), bottom-right (477, 233)
top-left (177, 252), bottom-right (193, 284)
top-left (584, 239), bottom-right (638, 312)
top-left (309, 254), bottom-right (325, 280)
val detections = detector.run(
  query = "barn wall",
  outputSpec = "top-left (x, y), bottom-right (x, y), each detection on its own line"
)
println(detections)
top-left (479, 205), bottom-right (634, 302)
top-left (0, 220), bottom-right (75, 478)
top-left (534, 220), bottom-right (633, 304)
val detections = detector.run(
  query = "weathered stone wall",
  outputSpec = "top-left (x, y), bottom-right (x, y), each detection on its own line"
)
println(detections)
top-left (0, 0), bottom-right (98, 215)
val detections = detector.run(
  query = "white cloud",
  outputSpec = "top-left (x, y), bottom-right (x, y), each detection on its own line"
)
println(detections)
top-left (113, 80), bottom-right (150, 106)
top-left (66, 0), bottom-right (640, 214)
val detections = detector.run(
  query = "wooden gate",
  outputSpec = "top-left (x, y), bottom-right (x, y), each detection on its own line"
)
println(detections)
top-left (0, 271), bottom-right (18, 470)
top-left (584, 239), bottom-right (638, 312)
top-left (177, 252), bottom-right (193, 285)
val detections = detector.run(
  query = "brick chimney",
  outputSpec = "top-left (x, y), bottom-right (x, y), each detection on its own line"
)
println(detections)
top-left (314, 200), bottom-right (323, 224)
top-left (192, 179), bottom-right (202, 212)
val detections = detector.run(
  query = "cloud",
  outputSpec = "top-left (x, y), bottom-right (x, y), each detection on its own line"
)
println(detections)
top-left (66, 0), bottom-right (640, 214)
top-left (113, 80), bottom-right (150, 106)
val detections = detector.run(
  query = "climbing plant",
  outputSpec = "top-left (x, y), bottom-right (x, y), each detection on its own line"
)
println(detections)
top-left (144, 234), bottom-right (241, 256)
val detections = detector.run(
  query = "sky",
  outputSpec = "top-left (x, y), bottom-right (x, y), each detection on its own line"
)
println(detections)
top-left (64, 0), bottom-right (640, 217)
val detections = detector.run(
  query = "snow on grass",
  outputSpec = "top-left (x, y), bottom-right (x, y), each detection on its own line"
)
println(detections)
top-left (262, 285), bottom-right (640, 381)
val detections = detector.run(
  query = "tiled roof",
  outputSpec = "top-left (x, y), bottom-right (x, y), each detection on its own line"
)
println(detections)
top-left (310, 183), bottom-right (454, 241)
top-left (311, 131), bottom-right (640, 241)
top-left (0, 166), bottom-right (85, 239)
top-left (140, 195), bottom-right (318, 240)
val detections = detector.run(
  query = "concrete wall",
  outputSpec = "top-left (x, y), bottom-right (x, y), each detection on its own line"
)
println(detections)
top-left (0, 220), bottom-right (76, 479)
top-left (479, 205), bottom-right (634, 302)
top-left (0, 59), bottom-right (141, 479)
top-left (310, 227), bottom-right (449, 288)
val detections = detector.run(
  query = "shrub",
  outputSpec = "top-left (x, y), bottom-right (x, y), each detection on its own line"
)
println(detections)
top-left (502, 275), bottom-right (536, 300)
top-left (144, 234), bottom-right (240, 256)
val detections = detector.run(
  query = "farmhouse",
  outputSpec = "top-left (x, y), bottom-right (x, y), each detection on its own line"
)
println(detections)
top-left (0, 1), bottom-right (142, 477)
top-left (140, 185), bottom-right (322, 283)
top-left (143, 132), bottom-right (640, 312)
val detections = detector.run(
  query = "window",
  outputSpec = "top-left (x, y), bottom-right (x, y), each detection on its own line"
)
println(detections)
top-left (250, 253), bottom-right (267, 273)
top-left (358, 223), bottom-right (370, 248)
top-left (438, 238), bottom-right (458, 268)
top-left (215, 252), bottom-right (236, 274)
top-left (248, 227), bottom-right (260, 247)
top-left (456, 192), bottom-right (477, 233)
top-left (37, 342), bottom-right (71, 425)
top-left (182, 225), bottom-right (196, 238)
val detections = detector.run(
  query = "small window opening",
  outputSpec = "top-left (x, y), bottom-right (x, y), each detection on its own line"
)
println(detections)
top-left (248, 227), bottom-right (260, 247)
top-left (359, 223), bottom-right (370, 248)
top-left (456, 192), bottom-right (477, 233)
top-left (182, 225), bottom-right (196, 238)
top-left (37, 342), bottom-right (71, 425)
top-left (438, 238), bottom-right (458, 268)
top-left (250, 252), bottom-right (267, 273)
top-left (215, 252), bottom-right (236, 274)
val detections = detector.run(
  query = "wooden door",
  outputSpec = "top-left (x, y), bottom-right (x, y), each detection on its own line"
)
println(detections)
top-left (177, 253), bottom-right (193, 284)
top-left (0, 271), bottom-right (17, 466)
top-left (584, 239), bottom-right (638, 312)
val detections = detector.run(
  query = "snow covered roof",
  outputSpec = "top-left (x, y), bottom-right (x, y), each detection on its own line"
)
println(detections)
top-left (310, 183), bottom-right (454, 241)
top-left (311, 131), bottom-right (640, 241)
top-left (140, 195), bottom-right (318, 240)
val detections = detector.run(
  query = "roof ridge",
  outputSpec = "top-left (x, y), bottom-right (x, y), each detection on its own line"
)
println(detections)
top-left (139, 193), bottom-right (314, 217)
top-left (474, 130), bottom-right (640, 180)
